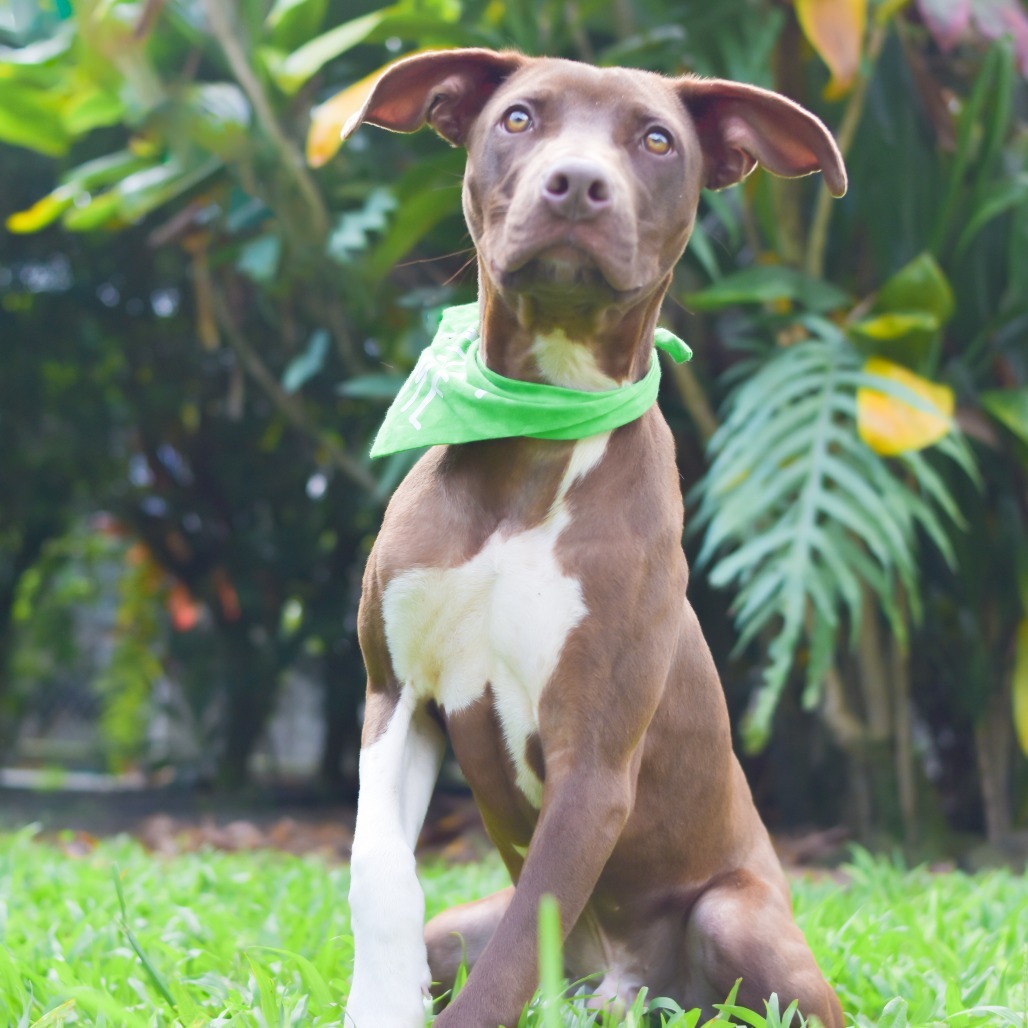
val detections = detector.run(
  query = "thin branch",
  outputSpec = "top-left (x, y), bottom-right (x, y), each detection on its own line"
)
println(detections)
top-left (212, 292), bottom-right (379, 495)
top-left (200, 0), bottom-right (329, 244)
top-left (805, 21), bottom-right (888, 280)
top-left (664, 356), bottom-right (719, 444)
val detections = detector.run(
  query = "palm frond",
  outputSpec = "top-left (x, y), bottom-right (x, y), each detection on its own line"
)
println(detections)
top-left (692, 326), bottom-right (976, 752)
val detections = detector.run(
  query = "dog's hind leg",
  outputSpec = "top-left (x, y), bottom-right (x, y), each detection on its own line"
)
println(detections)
top-left (683, 869), bottom-right (844, 1028)
top-left (345, 686), bottom-right (446, 1028)
top-left (425, 885), bottom-right (516, 1004)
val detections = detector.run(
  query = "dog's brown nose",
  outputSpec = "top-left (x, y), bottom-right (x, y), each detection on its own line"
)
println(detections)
top-left (541, 159), bottom-right (612, 221)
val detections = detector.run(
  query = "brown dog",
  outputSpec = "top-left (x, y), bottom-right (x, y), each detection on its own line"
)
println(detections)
top-left (342, 48), bottom-right (846, 1028)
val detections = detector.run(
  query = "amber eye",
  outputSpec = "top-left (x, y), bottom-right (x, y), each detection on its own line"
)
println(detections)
top-left (502, 106), bottom-right (532, 133)
top-left (643, 128), bottom-right (672, 155)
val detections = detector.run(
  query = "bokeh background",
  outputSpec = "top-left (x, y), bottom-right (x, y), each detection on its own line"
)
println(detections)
top-left (1, 0), bottom-right (1025, 860)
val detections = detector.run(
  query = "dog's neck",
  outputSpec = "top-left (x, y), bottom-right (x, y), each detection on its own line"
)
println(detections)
top-left (477, 265), bottom-right (672, 391)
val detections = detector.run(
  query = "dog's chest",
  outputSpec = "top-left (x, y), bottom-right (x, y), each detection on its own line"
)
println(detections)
top-left (380, 435), bottom-right (609, 806)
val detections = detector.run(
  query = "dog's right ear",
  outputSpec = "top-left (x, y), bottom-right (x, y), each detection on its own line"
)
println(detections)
top-left (342, 48), bottom-right (527, 147)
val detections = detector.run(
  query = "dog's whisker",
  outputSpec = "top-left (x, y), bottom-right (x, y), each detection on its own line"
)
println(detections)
top-left (394, 247), bottom-right (476, 270)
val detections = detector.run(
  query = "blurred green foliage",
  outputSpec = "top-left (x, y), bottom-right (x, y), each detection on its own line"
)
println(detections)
top-left (0, 0), bottom-right (1025, 845)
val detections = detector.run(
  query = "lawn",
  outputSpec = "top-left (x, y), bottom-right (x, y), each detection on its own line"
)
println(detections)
top-left (0, 828), bottom-right (1024, 1027)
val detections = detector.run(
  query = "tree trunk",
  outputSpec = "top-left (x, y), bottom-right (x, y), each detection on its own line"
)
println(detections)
top-left (974, 683), bottom-right (1013, 844)
top-left (219, 623), bottom-right (281, 788)
top-left (891, 638), bottom-right (917, 851)
top-left (318, 644), bottom-right (363, 799)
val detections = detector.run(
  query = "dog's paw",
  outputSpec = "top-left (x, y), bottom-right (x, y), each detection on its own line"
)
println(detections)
top-left (344, 988), bottom-right (429, 1028)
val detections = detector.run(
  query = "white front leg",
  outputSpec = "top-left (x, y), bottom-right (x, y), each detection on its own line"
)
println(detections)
top-left (345, 687), bottom-right (445, 1028)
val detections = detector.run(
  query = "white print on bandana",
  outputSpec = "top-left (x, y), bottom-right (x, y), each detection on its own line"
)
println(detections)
top-left (397, 326), bottom-right (482, 431)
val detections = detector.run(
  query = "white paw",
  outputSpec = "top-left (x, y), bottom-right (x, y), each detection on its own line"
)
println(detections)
top-left (347, 846), bottom-right (430, 1028)
top-left (344, 987), bottom-right (429, 1028)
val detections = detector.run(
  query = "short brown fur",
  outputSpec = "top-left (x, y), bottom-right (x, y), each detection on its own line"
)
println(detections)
top-left (346, 48), bottom-right (846, 1028)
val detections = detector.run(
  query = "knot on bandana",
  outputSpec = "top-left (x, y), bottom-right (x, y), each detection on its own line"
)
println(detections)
top-left (370, 304), bottom-right (691, 458)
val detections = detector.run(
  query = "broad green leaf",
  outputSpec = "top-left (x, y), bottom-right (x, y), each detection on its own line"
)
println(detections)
top-left (955, 173), bottom-right (1028, 255)
top-left (61, 190), bottom-right (124, 231)
top-left (794, 0), bottom-right (867, 98)
top-left (183, 83), bottom-right (251, 161)
top-left (61, 85), bottom-right (124, 135)
top-left (1008, 200), bottom-right (1028, 304)
top-left (337, 374), bottom-right (407, 400)
top-left (268, 9), bottom-right (392, 95)
top-left (115, 158), bottom-right (220, 223)
top-left (874, 252), bottom-right (955, 324)
top-left (933, 43), bottom-right (1012, 251)
top-left (684, 218), bottom-right (721, 281)
top-left (0, 80), bottom-right (70, 155)
top-left (685, 265), bottom-right (849, 313)
top-left (6, 184), bottom-right (76, 233)
top-left (0, 26), bottom-right (73, 64)
top-left (363, 152), bottom-right (466, 279)
top-left (265, 0), bottom-right (328, 49)
top-left (61, 149), bottom-right (153, 191)
top-left (981, 388), bottom-right (1028, 447)
top-left (237, 234), bottom-right (282, 283)
top-left (282, 330), bottom-right (330, 393)
top-left (368, 184), bottom-right (461, 280)
top-left (857, 358), bottom-right (954, 455)
top-left (848, 311), bottom-right (939, 371)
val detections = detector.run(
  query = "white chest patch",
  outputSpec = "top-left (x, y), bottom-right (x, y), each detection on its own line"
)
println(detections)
top-left (532, 330), bottom-right (621, 391)
top-left (382, 434), bottom-right (609, 807)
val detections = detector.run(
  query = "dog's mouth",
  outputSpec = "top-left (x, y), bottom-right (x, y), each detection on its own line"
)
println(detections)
top-left (493, 239), bottom-right (640, 302)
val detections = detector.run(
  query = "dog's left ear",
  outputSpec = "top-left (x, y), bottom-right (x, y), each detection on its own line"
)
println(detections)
top-left (343, 47), bottom-right (528, 147)
top-left (676, 78), bottom-right (847, 197)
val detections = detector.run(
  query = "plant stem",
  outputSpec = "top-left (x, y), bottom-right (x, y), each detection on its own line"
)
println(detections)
top-left (212, 292), bottom-right (379, 495)
top-left (891, 632), bottom-right (917, 851)
top-left (805, 21), bottom-right (888, 280)
top-left (665, 358), bottom-right (719, 443)
top-left (201, 0), bottom-right (329, 244)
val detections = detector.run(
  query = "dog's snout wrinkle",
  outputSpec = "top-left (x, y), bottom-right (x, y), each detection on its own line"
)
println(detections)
top-left (541, 158), bottom-right (613, 221)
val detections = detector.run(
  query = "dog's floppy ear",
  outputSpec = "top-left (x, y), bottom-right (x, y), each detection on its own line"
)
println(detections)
top-left (676, 77), bottom-right (847, 197)
top-left (342, 48), bottom-right (527, 147)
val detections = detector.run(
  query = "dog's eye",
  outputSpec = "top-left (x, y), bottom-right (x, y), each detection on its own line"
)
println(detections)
top-left (502, 106), bottom-right (533, 134)
top-left (643, 129), bottom-right (673, 155)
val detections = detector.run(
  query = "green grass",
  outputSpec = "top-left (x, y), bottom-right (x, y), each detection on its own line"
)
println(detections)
top-left (0, 828), bottom-right (1025, 1026)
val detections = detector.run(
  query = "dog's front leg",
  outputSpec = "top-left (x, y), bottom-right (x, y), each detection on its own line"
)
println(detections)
top-left (345, 686), bottom-right (445, 1028)
top-left (435, 763), bottom-right (635, 1028)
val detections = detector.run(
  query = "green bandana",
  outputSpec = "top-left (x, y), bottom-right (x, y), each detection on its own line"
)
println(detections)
top-left (370, 303), bottom-right (692, 458)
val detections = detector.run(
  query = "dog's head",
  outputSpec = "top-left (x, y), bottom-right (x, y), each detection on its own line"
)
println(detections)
top-left (344, 49), bottom-right (845, 379)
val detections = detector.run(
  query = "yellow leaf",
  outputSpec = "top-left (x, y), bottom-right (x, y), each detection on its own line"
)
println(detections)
top-left (304, 48), bottom-right (442, 167)
top-left (794, 0), bottom-right (867, 99)
top-left (6, 185), bottom-right (74, 233)
top-left (1014, 618), bottom-right (1028, 757)
top-left (857, 357), bottom-right (954, 455)
top-left (306, 70), bottom-right (376, 167)
top-left (305, 50), bottom-right (435, 169)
